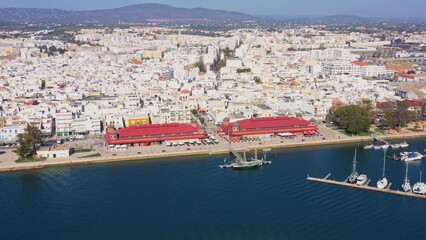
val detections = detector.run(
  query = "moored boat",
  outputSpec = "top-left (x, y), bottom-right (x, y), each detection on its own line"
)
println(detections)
top-left (346, 149), bottom-right (359, 184)
top-left (356, 174), bottom-right (368, 186)
top-left (402, 163), bottom-right (411, 192)
top-left (413, 171), bottom-right (426, 195)
top-left (364, 144), bottom-right (373, 150)
top-left (399, 141), bottom-right (409, 148)
top-left (390, 144), bottom-right (400, 149)
top-left (377, 150), bottom-right (389, 189)
top-left (400, 151), bottom-right (423, 162)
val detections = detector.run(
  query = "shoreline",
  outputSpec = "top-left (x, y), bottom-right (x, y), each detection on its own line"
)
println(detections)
top-left (1, 132), bottom-right (425, 173)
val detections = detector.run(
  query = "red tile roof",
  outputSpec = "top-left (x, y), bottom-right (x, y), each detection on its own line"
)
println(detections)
top-left (116, 123), bottom-right (200, 137)
top-left (236, 116), bottom-right (311, 130)
top-left (352, 61), bottom-right (369, 67)
top-left (398, 74), bottom-right (415, 79)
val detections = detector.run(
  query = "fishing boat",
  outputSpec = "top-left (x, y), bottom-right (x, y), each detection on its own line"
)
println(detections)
top-left (400, 151), bottom-right (423, 162)
top-left (413, 171), bottom-right (426, 195)
top-left (346, 149), bottom-right (359, 184)
top-left (399, 141), bottom-right (409, 148)
top-left (356, 174), bottom-right (368, 186)
top-left (364, 144), bottom-right (373, 149)
top-left (376, 150), bottom-right (389, 189)
top-left (402, 163), bottom-right (411, 192)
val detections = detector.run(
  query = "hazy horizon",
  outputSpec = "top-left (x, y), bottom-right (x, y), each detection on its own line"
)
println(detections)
top-left (0, 0), bottom-right (425, 19)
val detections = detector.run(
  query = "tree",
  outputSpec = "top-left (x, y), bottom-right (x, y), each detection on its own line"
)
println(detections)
top-left (48, 45), bottom-right (57, 54)
top-left (394, 101), bottom-right (411, 127)
top-left (191, 109), bottom-right (199, 116)
top-left (194, 60), bottom-right (206, 73)
top-left (332, 105), bottom-right (371, 134)
top-left (223, 47), bottom-right (233, 58)
top-left (16, 124), bottom-right (43, 159)
top-left (199, 117), bottom-right (205, 125)
top-left (383, 109), bottom-right (396, 128)
top-left (253, 76), bottom-right (262, 84)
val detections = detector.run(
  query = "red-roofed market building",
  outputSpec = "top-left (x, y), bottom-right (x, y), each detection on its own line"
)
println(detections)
top-left (105, 122), bottom-right (207, 146)
top-left (218, 116), bottom-right (318, 141)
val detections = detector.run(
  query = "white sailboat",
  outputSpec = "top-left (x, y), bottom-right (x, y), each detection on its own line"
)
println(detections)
top-left (376, 150), bottom-right (389, 189)
top-left (347, 149), bottom-right (359, 184)
top-left (401, 163), bottom-right (411, 192)
top-left (413, 171), bottom-right (426, 195)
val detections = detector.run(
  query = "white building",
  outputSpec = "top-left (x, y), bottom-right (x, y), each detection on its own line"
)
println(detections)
top-left (55, 108), bottom-right (73, 137)
top-left (37, 145), bottom-right (71, 159)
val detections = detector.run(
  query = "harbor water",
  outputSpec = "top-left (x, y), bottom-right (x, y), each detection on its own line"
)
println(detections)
top-left (1, 139), bottom-right (425, 240)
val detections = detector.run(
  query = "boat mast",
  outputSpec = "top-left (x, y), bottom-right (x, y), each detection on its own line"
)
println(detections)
top-left (405, 162), bottom-right (408, 181)
top-left (382, 149), bottom-right (386, 177)
top-left (254, 148), bottom-right (258, 160)
top-left (352, 148), bottom-right (357, 173)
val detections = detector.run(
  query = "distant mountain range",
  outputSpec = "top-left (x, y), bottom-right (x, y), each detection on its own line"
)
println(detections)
top-left (319, 14), bottom-right (370, 24)
top-left (0, 3), bottom-right (255, 24)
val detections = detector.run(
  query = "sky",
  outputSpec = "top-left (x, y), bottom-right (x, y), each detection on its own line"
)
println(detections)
top-left (0, 0), bottom-right (425, 18)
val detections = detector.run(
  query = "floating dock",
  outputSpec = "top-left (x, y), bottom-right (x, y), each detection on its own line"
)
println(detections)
top-left (307, 173), bottom-right (426, 200)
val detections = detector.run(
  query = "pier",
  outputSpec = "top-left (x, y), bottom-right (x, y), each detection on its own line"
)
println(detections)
top-left (307, 174), bottom-right (426, 200)
top-left (229, 146), bottom-right (245, 161)
top-left (373, 134), bottom-right (389, 145)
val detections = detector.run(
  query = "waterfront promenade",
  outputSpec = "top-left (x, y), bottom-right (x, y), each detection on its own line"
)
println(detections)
top-left (1, 125), bottom-right (425, 173)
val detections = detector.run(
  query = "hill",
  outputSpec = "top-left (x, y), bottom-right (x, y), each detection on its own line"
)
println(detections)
top-left (0, 3), bottom-right (255, 24)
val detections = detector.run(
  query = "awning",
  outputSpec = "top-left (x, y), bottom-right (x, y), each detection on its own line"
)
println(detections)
top-left (278, 132), bottom-right (293, 137)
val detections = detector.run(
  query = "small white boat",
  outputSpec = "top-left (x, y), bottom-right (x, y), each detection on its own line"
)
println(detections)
top-left (381, 144), bottom-right (390, 149)
top-left (399, 141), bottom-right (409, 148)
top-left (356, 174), bottom-right (368, 186)
top-left (390, 144), bottom-right (400, 149)
top-left (400, 151), bottom-right (423, 162)
top-left (373, 145), bottom-right (383, 150)
top-left (364, 144), bottom-right (373, 149)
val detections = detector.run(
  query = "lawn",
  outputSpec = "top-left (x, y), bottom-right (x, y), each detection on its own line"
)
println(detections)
top-left (74, 148), bottom-right (93, 153)
top-left (338, 130), bottom-right (375, 137)
top-left (15, 157), bottom-right (47, 163)
top-left (79, 153), bottom-right (101, 159)
top-left (374, 128), bottom-right (386, 135)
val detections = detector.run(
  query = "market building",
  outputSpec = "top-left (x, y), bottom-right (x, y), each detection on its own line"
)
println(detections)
top-left (105, 122), bottom-right (207, 146)
top-left (218, 116), bottom-right (318, 141)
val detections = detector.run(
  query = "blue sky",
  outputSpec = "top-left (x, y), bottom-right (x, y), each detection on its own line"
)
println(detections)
top-left (0, 0), bottom-right (425, 18)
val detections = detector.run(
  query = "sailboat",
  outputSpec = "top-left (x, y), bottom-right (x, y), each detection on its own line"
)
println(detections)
top-left (413, 171), bottom-right (426, 195)
top-left (376, 150), bottom-right (389, 189)
top-left (347, 149), bottom-right (359, 184)
top-left (231, 151), bottom-right (263, 170)
top-left (401, 163), bottom-right (411, 192)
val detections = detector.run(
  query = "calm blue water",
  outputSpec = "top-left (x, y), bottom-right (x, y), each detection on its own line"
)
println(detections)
top-left (1, 139), bottom-right (426, 240)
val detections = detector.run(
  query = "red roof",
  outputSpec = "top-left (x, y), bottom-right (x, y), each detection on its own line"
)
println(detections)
top-left (116, 123), bottom-right (200, 137)
top-left (236, 116), bottom-right (311, 130)
top-left (352, 61), bottom-right (369, 67)
top-left (398, 74), bottom-right (415, 79)
top-left (402, 99), bottom-right (424, 107)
